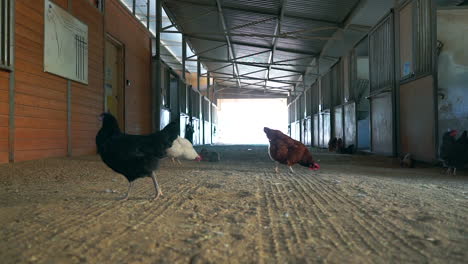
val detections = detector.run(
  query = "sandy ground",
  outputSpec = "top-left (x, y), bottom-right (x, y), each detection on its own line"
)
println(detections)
top-left (0, 145), bottom-right (467, 264)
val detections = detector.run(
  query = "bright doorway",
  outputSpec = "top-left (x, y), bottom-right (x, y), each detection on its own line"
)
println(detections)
top-left (216, 98), bottom-right (288, 144)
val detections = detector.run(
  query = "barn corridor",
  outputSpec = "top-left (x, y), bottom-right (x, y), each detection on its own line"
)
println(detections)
top-left (0, 146), bottom-right (466, 263)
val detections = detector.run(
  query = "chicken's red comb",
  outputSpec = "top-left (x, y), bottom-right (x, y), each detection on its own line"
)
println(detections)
top-left (450, 130), bottom-right (458, 137)
top-left (309, 163), bottom-right (320, 171)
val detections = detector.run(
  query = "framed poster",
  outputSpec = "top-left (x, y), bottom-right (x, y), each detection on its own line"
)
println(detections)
top-left (44, 0), bottom-right (88, 84)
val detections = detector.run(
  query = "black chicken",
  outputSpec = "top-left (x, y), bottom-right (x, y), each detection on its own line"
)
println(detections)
top-left (440, 130), bottom-right (468, 175)
top-left (96, 113), bottom-right (179, 200)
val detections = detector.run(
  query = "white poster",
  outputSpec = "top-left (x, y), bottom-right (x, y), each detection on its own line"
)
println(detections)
top-left (44, 0), bottom-right (88, 84)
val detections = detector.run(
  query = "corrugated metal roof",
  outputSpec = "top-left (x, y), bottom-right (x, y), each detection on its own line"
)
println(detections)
top-left (222, 0), bottom-right (281, 13)
top-left (162, 0), bottom-right (392, 96)
top-left (285, 0), bottom-right (360, 23)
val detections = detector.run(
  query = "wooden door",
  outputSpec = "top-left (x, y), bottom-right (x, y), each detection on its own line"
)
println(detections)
top-left (105, 36), bottom-right (125, 129)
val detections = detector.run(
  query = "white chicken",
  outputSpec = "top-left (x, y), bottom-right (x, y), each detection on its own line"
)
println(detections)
top-left (166, 136), bottom-right (201, 164)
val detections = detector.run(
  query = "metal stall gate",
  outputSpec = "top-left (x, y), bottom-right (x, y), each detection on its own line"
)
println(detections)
top-left (321, 71), bottom-right (332, 148)
top-left (311, 81), bottom-right (320, 147)
top-left (304, 87), bottom-right (313, 146)
top-left (368, 11), bottom-right (395, 155)
top-left (397, 0), bottom-right (436, 161)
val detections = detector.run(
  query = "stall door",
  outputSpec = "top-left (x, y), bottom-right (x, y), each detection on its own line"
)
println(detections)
top-left (105, 36), bottom-right (125, 129)
top-left (368, 12), bottom-right (395, 155)
top-left (398, 0), bottom-right (436, 161)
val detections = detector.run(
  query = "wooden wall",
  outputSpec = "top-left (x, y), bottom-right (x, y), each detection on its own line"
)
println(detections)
top-left (14, 0), bottom-right (69, 162)
top-left (0, 0), bottom-right (154, 164)
top-left (0, 71), bottom-right (8, 163)
top-left (105, 0), bottom-right (152, 135)
top-left (71, 0), bottom-right (104, 156)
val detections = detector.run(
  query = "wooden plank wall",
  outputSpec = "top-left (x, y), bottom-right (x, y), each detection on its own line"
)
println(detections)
top-left (106, 0), bottom-right (152, 135)
top-left (0, 0), bottom-right (153, 164)
top-left (14, 0), bottom-right (69, 162)
top-left (71, 0), bottom-right (104, 156)
top-left (0, 71), bottom-right (8, 163)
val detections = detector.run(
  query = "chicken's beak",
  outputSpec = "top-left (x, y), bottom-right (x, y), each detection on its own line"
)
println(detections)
top-left (195, 156), bottom-right (202, 162)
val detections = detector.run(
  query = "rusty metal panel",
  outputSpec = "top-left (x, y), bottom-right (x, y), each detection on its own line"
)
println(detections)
top-left (400, 75), bottom-right (436, 161)
top-left (322, 111), bottom-right (331, 148)
top-left (313, 114), bottom-right (319, 147)
top-left (333, 106), bottom-right (343, 140)
top-left (437, 9), bottom-right (468, 152)
top-left (344, 102), bottom-right (356, 147)
top-left (370, 93), bottom-right (393, 155)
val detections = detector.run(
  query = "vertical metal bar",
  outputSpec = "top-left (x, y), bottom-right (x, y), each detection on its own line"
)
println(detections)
top-left (1, 0), bottom-right (6, 66)
top-left (8, 0), bottom-right (15, 161)
top-left (155, 0), bottom-right (161, 130)
top-left (132, 0), bottom-right (136, 16)
top-left (431, 0), bottom-right (439, 160)
top-left (207, 72), bottom-right (211, 143)
top-left (182, 34), bottom-right (187, 114)
top-left (67, 0), bottom-right (72, 157)
top-left (197, 58), bottom-right (203, 144)
top-left (182, 35), bottom-right (186, 82)
top-left (146, 0), bottom-right (150, 29)
top-left (6, 0), bottom-right (10, 66)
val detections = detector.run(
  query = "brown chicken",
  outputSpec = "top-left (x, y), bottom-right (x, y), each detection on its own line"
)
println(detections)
top-left (264, 127), bottom-right (320, 173)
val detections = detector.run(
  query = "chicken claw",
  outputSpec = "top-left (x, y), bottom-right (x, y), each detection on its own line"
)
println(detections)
top-left (151, 172), bottom-right (163, 201)
top-left (118, 182), bottom-right (134, 201)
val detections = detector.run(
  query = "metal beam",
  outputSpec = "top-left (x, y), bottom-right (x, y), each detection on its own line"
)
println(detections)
top-left (185, 35), bottom-right (318, 56)
top-left (189, 57), bottom-right (311, 71)
top-left (319, 0), bottom-right (368, 60)
top-left (186, 43), bottom-right (227, 60)
top-left (182, 34), bottom-right (186, 82)
top-left (147, 0), bottom-right (150, 29)
top-left (166, 31), bottom-right (335, 40)
top-left (161, 9), bottom-right (216, 31)
top-left (265, 0), bottom-right (288, 90)
top-left (214, 0), bottom-right (241, 88)
top-left (164, 0), bottom-right (340, 27)
top-left (155, 0), bottom-right (162, 131)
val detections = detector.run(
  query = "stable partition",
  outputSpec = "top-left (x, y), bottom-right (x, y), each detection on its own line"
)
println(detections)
top-left (343, 102), bottom-right (357, 148)
top-left (333, 105), bottom-right (344, 140)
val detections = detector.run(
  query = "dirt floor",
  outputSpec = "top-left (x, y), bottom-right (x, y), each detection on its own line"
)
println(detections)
top-left (0, 145), bottom-right (467, 263)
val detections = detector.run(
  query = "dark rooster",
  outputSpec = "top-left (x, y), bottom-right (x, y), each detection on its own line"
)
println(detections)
top-left (336, 138), bottom-right (355, 154)
top-left (440, 130), bottom-right (468, 175)
top-left (96, 113), bottom-right (179, 200)
top-left (264, 127), bottom-right (320, 173)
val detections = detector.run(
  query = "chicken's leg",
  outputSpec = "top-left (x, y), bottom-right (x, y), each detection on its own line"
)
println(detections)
top-left (151, 171), bottom-right (163, 200)
top-left (274, 162), bottom-right (279, 173)
top-left (177, 159), bottom-right (182, 165)
top-left (453, 167), bottom-right (457, 176)
top-left (119, 181), bottom-right (134, 201)
top-left (288, 166), bottom-right (295, 174)
top-left (171, 157), bottom-right (176, 164)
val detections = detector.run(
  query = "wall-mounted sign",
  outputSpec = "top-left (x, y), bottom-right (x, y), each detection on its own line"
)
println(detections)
top-left (44, 0), bottom-right (88, 84)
